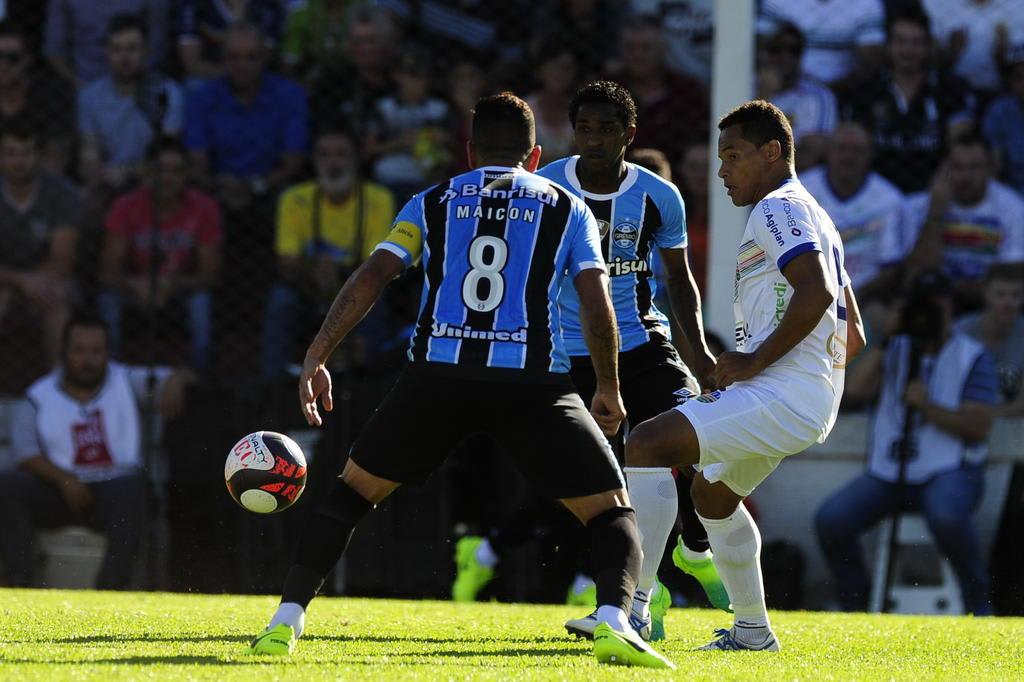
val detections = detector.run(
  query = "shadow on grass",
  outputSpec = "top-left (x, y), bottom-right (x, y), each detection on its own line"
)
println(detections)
top-left (48, 633), bottom-right (571, 646)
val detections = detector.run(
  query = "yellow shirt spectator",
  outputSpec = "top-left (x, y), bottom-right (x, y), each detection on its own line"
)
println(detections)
top-left (275, 181), bottom-right (395, 269)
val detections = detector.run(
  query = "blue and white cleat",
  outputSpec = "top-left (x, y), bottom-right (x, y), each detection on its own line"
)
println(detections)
top-left (565, 611), bottom-right (600, 639)
top-left (627, 611), bottom-right (652, 642)
top-left (697, 627), bottom-right (781, 652)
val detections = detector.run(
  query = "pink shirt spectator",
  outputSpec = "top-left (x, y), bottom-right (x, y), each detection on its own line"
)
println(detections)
top-left (105, 186), bottom-right (222, 277)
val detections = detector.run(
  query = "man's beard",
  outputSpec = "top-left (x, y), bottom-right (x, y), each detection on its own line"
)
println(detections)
top-left (64, 366), bottom-right (106, 391)
top-left (319, 169), bottom-right (354, 195)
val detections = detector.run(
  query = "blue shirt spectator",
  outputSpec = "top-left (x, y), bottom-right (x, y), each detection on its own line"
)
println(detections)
top-left (982, 46), bottom-right (1024, 195)
top-left (184, 22), bottom-right (307, 211)
top-left (44, 0), bottom-right (168, 84)
top-left (185, 74), bottom-right (307, 177)
top-left (78, 13), bottom-right (184, 191)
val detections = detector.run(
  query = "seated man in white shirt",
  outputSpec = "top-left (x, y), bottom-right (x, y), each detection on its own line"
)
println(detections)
top-left (0, 311), bottom-right (189, 589)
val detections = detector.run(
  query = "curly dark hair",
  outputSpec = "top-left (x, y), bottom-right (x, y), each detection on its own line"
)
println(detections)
top-left (569, 80), bottom-right (638, 129)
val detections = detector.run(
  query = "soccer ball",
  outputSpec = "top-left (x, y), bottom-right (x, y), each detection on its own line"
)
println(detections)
top-left (225, 431), bottom-right (308, 514)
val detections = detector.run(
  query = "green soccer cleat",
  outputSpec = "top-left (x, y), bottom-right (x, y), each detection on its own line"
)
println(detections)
top-left (566, 580), bottom-right (597, 608)
top-left (451, 536), bottom-right (495, 602)
top-left (245, 623), bottom-right (295, 656)
top-left (673, 535), bottom-right (732, 612)
top-left (593, 622), bottom-right (676, 670)
top-left (649, 579), bottom-right (672, 641)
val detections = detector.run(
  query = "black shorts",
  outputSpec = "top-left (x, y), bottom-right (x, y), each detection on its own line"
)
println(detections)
top-left (348, 367), bottom-right (625, 499)
top-left (570, 334), bottom-right (698, 430)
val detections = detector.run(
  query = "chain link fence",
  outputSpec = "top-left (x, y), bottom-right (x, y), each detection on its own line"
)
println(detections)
top-left (0, 1), bottom-right (1022, 606)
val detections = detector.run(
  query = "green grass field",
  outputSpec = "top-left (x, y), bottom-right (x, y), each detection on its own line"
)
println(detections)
top-left (1, 589), bottom-right (1022, 680)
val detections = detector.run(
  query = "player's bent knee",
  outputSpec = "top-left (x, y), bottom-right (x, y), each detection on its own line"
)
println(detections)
top-left (560, 488), bottom-right (630, 525)
top-left (624, 410), bottom-right (699, 468)
top-left (691, 473), bottom-right (743, 520)
top-left (340, 459), bottom-right (400, 505)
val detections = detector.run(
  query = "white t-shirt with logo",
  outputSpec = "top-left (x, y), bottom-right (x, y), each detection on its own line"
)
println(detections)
top-left (735, 179), bottom-right (849, 397)
top-left (896, 180), bottom-right (1024, 280)
top-left (10, 363), bottom-right (171, 482)
top-left (801, 166), bottom-right (903, 289)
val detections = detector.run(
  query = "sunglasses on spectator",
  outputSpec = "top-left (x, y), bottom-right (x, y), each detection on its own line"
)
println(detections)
top-left (0, 50), bottom-right (26, 64)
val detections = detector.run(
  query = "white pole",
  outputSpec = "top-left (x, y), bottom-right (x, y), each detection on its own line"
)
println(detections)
top-left (706, 0), bottom-right (756, 346)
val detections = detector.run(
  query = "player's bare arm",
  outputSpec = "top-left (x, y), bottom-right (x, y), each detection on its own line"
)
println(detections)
top-left (844, 285), bottom-right (866, 363)
top-left (574, 268), bottom-right (626, 436)
top-left (659, 247), bottom-right (717, 390)
top-left (715, 250), bottom-right (834, 387)
top-left (299, 249), bottom-right (405, 426)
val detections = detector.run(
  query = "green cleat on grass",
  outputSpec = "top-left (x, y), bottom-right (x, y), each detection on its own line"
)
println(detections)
top-left (672, 535), bottom-right (732, 612)
top-left (649, 579), bottom-right (672, 641)
top-left (451, 536), bottom-right (495, 602)
top-left (593, 622), bottom-right (676, 670)
top-left (245, 623), bottom-right (295, 656)
top-left (566, 581), bottom-right (597, 608)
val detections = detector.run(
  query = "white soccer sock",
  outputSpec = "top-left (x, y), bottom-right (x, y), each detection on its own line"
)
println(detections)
top-left (269, 602), bottom-right (306, 639)
top-left (475, 538), bottom-right (499, 569)
top-left (698, 505), bottom-right (771, 639)
top-left (595, 604), bottom-right (631, 633)
top-left (625, 467), bottom-right (678, 599)
top-left (679, 543), bottom-right (712, 563)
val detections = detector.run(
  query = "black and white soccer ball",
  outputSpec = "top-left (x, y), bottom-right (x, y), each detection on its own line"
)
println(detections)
top-left (225, 431), bottom-right (308, 514)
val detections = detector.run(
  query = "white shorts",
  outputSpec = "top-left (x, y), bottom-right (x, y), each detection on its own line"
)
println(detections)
top-left (676, 372), bottom-right (834, 497)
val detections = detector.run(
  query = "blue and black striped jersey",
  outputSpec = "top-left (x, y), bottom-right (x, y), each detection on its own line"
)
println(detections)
top-left (536, 157), bottom-right (688, 355)
top-left (375, 165), bottom-right (605, 380)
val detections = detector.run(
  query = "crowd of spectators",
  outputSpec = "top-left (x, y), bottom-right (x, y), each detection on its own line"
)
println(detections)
top-left (0, 0), bottom-right (1022, 608)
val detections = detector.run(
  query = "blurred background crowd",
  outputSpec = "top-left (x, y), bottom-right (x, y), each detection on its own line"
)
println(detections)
top-left (0, 0), bottom-right (1022, 616)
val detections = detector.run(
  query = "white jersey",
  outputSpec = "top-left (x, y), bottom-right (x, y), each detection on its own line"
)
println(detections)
top-left (801, 167), bottom-right (903, 289)
top-left (734, 178), bottom-right (850, 424)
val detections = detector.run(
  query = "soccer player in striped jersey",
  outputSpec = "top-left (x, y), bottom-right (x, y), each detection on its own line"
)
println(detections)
top-left (625, 100), bottom-right (865, 651)
top-left (452, 81), bottom-right (726, 642)
top-left (246, 93), bottom-right (674, 669)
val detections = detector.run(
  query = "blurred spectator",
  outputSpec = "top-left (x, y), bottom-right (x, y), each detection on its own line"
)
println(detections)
top-left (801, 122), bottom-right (904, 299)
top-left (902, 133), bottom-right (1024, 309)
top-left (759, 0), bottom-right (885, 85)
top-left (982, 44), bottom-right (1024, 194)
top-left (673, 142), bottom-right (709, 293)
top-left (0, 312), bottom-right (191, 589)
top-left (365, 51), bottom-right (451, 201)
top-left (843, 9), bottom-right (976, 193)
top-left (534, 0), bottom-right (624, 81)
top-left (921, 0), bottom-right (1023, 96)
top-left (310, 6), bottom-right (396, 137)
top-left (281, 0), bottom-right (354, 85)
top-left (817, 271), bottom-right (1000, 615)
top-left (0, 1), bottom-right (47, 51)
top-left (631, 0), bottom-right (712, 84)
top-left (758, 22), bottom-right (838, 170)
top-left (955, 263), bottom-right (1024, 413)
top-left (78, 14), bottom-right (184, 197)
top-left (262, 128), bottom-right (394, 379)
top-left (185, 21), bottom-right (307, 213)
top-left (174, 0), bottom-right (283, 84)
top-left (97, 137), bottom-right (221, 373)
top-left (44, 0), bottom-right (168, 85)
top-left (611, 17), bottom-right (708, 164)
top-left (446, 59), bottom-right (487, 175)
top-left (0, 124), bottom-right (79, 368)
top-left (378, 0), bottom-right (534, 71)
top-left (0, 21), bottom-right (75, 175)
top-left (525, 44), bottom-right (578, 165)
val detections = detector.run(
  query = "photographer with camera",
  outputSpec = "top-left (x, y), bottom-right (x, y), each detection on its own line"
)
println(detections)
top-left (260, 127), bottom-right (395, 380)
top-left (815, 270), bottom-right (1001, 615)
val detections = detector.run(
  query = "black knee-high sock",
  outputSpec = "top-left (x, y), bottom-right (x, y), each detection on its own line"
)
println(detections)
top-left (281, 480), bottom-right (374, 608)
top-left (588, 507), bottom-right (641, 612)
top-left (676, 473), bottom-right (711, 553)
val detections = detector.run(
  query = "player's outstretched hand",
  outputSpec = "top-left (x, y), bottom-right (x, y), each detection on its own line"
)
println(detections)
top-left (299, 358), bottom-right (334, 427)
top-left (591, 389), bottom-right (626, 437)
top-left (713, 351), bottom-right (764, 388)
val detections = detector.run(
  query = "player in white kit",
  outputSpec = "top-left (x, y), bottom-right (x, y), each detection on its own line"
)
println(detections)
top-left (622, 101), bottom-right (866, 650)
